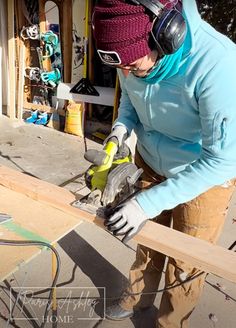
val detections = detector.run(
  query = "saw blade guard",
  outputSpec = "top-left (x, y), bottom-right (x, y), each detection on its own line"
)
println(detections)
top-left (101, 162), bottom-right (143, 206)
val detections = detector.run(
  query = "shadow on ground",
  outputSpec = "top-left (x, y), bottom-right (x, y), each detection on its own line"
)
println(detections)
top-left (59, 231), bottom-right (158, 327)
top-left (59, 231), bottom-right (127, 314)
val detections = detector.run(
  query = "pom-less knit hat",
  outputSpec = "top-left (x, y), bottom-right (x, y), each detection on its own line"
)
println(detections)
top-left (93, 0), bottom-right (153, 65)
top-left (92, 0), bottom-right (178, 66)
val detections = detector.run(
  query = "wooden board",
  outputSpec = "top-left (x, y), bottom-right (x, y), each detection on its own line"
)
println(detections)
top-left (23, 101), bottom-right (65, 117)
top-left (7, 0), bottom-right (16, 119)
top-left (0, 165), bottom-right (236, 283)
top-left (0, 47), bottom-right (2, 115)
top-left (59, 0), bottom-right (72, 83)
top-left (112, 75), bottom-right (121, 123)
top-left (17, 42), bottom-right (25, 120)
top-left (0, 185), bottom-right (82, 281)
top-left (23, 101), bottom-right (54, 112)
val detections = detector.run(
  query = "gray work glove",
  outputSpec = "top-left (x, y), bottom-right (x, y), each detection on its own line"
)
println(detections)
top-left (105, 199), bottom-right (149, 243)
top-left (104, 125), bottom-right (130, 161)
top-left (84, 125), bottom-right (129, 166)
top-left (104, 125), bottom-right (128, 147)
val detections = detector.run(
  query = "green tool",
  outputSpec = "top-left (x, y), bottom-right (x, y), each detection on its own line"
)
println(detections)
top-left (72, 138), bottom-right (143, 215)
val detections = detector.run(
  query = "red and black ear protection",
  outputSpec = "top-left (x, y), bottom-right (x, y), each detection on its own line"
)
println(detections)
top-left (128, 0), bottom-right (187, 55)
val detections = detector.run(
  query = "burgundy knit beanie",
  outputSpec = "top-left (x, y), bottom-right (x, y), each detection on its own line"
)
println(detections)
top-left (92, 0), bottom-right (153, 66)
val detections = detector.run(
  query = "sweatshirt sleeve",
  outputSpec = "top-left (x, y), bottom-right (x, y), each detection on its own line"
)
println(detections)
top-left (136, 52), bottom-right (236, 218)
top-left (113, 70), bottom-right (140, 134)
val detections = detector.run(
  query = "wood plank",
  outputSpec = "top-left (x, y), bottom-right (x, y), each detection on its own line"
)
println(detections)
top-left (17, 42), bottom-right (25, 120)
top-left (60, 0), bottom-right (72, 83)
top-left (0, 185), bottom-right (82, 281)
top-left (23, 102), bottom-right (65, 117)
top-left (0, 47), bottom-right (2, 115)
top-left (112, 75), bottom-right (120, 123)
top-left (15, 0), bottom-right (32, 104)
top-left (0, 165), bottom-right (236, 283)
top-left (23, 101), bottom-right (54, 112)
top-left (7, 0), bottom-right (16, 119)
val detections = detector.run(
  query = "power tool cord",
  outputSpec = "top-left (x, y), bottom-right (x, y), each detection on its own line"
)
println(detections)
top-left (0, 239), bottom-right (61, 328)
top-left (0, 239), bottom-right (235, 303)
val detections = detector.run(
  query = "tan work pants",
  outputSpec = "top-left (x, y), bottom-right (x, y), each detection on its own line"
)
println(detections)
top-left (120, 152), bottom-right (236, 328)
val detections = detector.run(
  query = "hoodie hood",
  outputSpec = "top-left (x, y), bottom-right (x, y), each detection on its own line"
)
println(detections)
top-left (141, 0), bottom-right (202, 84)
top-left (182, 0), bottom-right (202, 56)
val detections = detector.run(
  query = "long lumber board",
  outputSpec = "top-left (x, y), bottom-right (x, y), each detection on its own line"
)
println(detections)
top-left (7, 0), bottom-right (16, 119)
top-left (0, 165), bottom-right (236, 283)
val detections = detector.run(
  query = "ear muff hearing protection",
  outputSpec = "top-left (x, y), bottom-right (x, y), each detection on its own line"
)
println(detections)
top-left (128, 0), bottom-right (187, 55)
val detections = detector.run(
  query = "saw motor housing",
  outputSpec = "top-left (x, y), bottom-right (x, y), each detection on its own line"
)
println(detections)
top-left (72, 139), bottom-right (143, 214)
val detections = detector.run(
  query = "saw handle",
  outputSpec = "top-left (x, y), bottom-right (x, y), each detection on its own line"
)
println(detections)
top-left (84, 140), bottom-right (118, 166)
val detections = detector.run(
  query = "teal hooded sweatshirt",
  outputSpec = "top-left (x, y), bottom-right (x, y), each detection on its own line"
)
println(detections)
top-left (114, 0), bottom-right (236, 218)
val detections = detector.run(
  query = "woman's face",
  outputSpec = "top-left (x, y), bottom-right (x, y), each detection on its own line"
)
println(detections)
top-left (117, 50), bottom-right (159, 77)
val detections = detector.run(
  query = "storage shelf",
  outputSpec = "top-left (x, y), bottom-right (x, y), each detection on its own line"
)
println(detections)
top-left (57, 83), bottom-right (115, 107)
